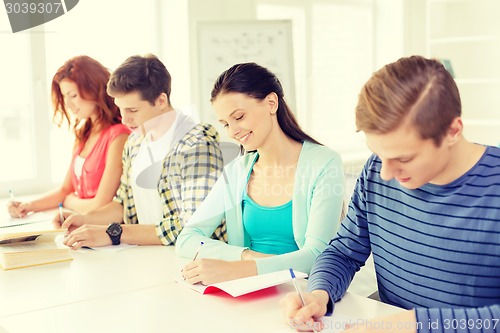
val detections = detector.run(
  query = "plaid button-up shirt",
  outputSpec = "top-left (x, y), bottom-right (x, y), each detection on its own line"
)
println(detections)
top-left (113, 122), bottom-right (226, 245)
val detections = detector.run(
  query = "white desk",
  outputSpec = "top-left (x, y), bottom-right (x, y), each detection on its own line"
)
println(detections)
top-left (0, 245), bottom-right (184, 317)
top-left (0, 245), bottom-right (402, 333)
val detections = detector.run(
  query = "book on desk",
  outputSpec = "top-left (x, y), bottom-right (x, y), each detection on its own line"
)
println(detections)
top-left (0, 214), bottom-right (72, 270)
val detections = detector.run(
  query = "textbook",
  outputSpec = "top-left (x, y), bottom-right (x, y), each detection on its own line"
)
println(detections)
top-left (176, 269), bottom-right (308, 297)
top-left (0, 228), bottom-right (72, 270)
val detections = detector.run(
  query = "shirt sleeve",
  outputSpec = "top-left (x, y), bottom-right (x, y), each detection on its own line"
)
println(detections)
top-left (155, 130), bottom-right (224, 245)
top-left (175, 172), bottom-right (241, 260)
top-left (113, 136), bottom-right (132, 207)
top-left (415, 305), bottom-right (500, 333)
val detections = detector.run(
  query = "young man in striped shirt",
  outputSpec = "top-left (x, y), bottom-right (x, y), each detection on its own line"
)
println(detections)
top-left (282, 55), bottom-right (500, 333)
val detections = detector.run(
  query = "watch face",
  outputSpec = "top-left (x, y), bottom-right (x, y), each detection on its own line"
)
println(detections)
top-left (107, 223), bottom-right (122, 236)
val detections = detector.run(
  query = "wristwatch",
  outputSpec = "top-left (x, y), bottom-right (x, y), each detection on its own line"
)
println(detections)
top-left (106, 223), bottom-right (122, 245)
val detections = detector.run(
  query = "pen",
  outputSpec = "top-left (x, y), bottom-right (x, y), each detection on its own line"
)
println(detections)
top-left (289, 268), bottom-right (317, 332)
top-left (182, 241), bottom-right (204, 281)
top-left (289, 268), bottom-right (306, 305)
top-left (8, 189), bottom-right (15, 201)
top-left (59, 203), bottom-right (64, 225)
top-left (192, 241), bottom-right (204, 261)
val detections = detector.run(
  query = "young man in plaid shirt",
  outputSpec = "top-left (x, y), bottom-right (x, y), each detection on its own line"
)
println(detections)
top-left (57, 54), bottom-right (225, 247)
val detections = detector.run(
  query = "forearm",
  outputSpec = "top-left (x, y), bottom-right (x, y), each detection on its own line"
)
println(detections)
top-left (63, 195), bottom-right (111, 214)
top-left (121, 224), bottom-right (162, 245)
top-left (27, 188), bottom-right (69, 212)
top-left (84, 201), bottom-right (124, 225)
top-left (241, 249), bottom-right (274, 260)
top-left (231, 260), bottom-right (258, 280)
top-left (253, 247), bottom-right (319, 275)
top-left (307, 245), bottom-right (357, 303)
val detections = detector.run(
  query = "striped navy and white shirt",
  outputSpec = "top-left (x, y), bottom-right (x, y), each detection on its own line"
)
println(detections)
top-left (308, 145), bottom-right (500, 333)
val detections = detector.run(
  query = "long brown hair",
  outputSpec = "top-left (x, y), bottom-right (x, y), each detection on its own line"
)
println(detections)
top-left (52, 55), bottom-right (121, 143)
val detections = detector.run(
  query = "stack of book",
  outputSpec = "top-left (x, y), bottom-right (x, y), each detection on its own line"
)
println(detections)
top-left (0, 213), bottom-right (72, 270)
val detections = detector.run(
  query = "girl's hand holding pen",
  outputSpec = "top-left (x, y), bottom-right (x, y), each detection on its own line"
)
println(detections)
top-left (7, 201), bottom-right (31, 218)
top-left (182, 258), bottom-right (257, 285)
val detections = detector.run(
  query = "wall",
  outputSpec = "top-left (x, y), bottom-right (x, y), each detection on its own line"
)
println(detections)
top-left (188, 0), bottom-right (256, 122)
top-left (187, 0), bottom-right (409, 171)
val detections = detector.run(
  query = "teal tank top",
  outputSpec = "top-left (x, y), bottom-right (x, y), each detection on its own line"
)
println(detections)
top-left (242, 159), bottom-right (298, 255)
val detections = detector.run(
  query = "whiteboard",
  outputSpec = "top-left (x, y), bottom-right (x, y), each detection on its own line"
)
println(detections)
top-left (196, 20), bottom-right (295, 126)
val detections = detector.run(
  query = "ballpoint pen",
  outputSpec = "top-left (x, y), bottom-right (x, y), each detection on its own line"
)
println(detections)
top-left (193, 241), bottom-right (204, 261)
top-left (59, 203), bottom-right (64, 225)
top-left (8, 189), bottom-right (15, 201)
top-left (289, 268), bottom-right (317, 332)
top-left (182, 241), bottom-right (204, 281)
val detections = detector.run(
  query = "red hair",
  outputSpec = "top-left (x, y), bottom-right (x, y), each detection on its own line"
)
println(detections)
top-left (51, 55), bottom-right (121, 143)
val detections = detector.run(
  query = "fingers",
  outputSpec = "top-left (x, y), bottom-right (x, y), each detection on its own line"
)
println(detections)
top-left (281, 292), bottom-right (324, 332)
top-left (181, 261), bottom-right (202, 285)
top-left (66, 239), bottom-right (87, 250)
top-left (281, 292), bottom-right (303, 319)
top-left (63, 225), bottom-right (83, 248)
top-left (294, 300), bottom-right (323, 322)
top-left (63, 225), bottom-right (110, 250)
top-left (7, 201), bottom-right (20, 218)
top-left (7, 201), bottom-right (29, 218)
top-left (63, 230), bottom-right (83, 249)
top-left (52, 212), bottom-right (62, 228)
top-left (61, 213), bottom-right (81, 230)
top-left (290, 318), bottom-right (322, 332)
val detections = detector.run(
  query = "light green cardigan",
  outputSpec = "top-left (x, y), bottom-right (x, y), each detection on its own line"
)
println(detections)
top-left (175, 141), bottom-right (345, 274)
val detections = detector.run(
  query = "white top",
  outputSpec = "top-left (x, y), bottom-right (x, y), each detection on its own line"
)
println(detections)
top-left (73, 155), bottom-right (85, 179)
top-left (131, 111), bottom-right (178, 225)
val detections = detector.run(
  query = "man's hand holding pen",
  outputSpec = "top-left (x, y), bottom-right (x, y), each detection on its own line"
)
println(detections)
top-left (280, 285), bottom-right (329, 332)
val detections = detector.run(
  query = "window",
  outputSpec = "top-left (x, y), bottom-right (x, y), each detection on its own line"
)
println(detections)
top-left (0, 31), bottom-right (34, 182)
top-left (0, 0), bottom-right (162, 197)
top-left (0, 17), bottom-right (52, 195)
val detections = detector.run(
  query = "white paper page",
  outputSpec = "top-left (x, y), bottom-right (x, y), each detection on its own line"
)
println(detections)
top-left (76, 243), bottom-right (137, 253)
top-left (53, 234), bottom-right (137, 253)
top-left (0, 212), bottom-right (53, 229)
top-left (319, 313), bottom-right (358, 333)
top-left (176, 269), bottom-right (308, 297)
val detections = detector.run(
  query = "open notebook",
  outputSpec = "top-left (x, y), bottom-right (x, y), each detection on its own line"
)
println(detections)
top-left (0, 212), bottom-right (53, 229)
top-left (176, 269), bottom-right (307, 297)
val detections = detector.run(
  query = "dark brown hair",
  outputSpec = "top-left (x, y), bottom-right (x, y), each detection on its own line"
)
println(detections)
top-left (211, 62), bottom-right (320, 145)
top-left (107, 54), bottom-right (172, 106)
